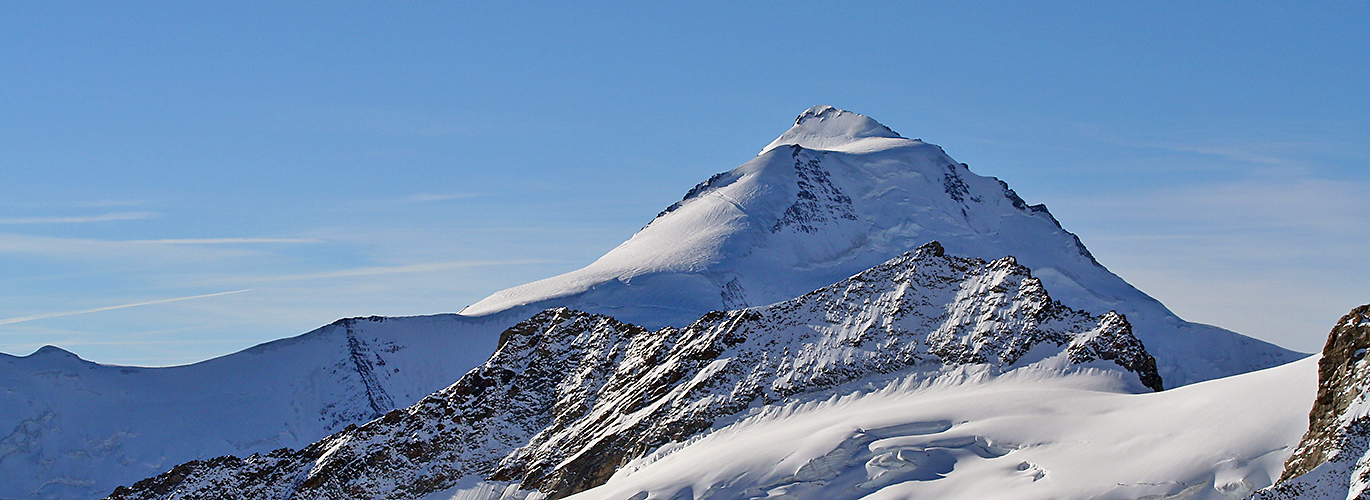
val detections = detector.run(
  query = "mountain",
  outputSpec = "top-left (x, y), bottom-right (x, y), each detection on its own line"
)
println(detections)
top-left (1254, 303), bottom-right (1370, 499)
top-left (2, 106), bottom-right (1303, 500)
top-left (104, 243), bottom-right (1165, 500)
top-left (461, 105), bottom-right (1300, 387)
top-left (0, 313), bottom-right (518, 500)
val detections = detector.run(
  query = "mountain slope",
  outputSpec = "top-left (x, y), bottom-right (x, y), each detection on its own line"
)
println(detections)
top-left (104, 243), bottom-right (1163, 500)
top-left (461, 106), bottom-right (1299, 387)
top-left (1254, 304), bottom-right (1370, 499)
top-left (0, 313), bottom-right (519, 500)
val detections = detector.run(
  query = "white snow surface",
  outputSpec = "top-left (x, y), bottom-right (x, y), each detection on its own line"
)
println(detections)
top-left (760, 105), bottom-right (913, 154)
top-left (0, 314), bottom-right (516, 500)
top-left (557, 355), bottom-right (1319, 500)
top-left (462, 106), bottom-right (1299, 387)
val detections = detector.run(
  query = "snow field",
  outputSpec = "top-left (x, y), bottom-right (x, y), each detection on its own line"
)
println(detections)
top-left (570, 356), bottom-right (1319, 500)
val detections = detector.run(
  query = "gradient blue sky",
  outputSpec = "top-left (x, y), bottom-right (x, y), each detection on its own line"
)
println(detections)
top-left (1, 2), bottom-right (1365, 365)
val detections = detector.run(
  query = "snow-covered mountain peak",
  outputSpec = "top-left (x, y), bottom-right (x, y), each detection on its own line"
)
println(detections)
top-left (461, 107), bottom-right (1298, 387)
top-left (761, 105), bottom-right (914, 154)
top-left (13, 344), bottom-right (89, 368)
top-left (28, 344), bottom-right (79, 359)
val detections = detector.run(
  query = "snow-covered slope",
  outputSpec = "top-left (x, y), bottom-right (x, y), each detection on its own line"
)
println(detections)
top-left (565, 354), bottom-right (1318, 500)
top-left (104, 244), bottom-right (1163, 500)
top-left (461, 105), bottom-right (1300, 387)
top-left (1254, 304), bottom-right (1370, 499)
top-left (0, 313), bottom-right (518, 500)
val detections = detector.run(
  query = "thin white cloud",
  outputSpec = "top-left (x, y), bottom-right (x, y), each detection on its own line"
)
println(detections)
top-left (211, 260), bottom-right (558, 284)
top-left (1112, 140), bottom-right (1308, 168)
top-left (0, 234), bottom-right (241, 262)
top-left (288, 106), bottom-right (476, 137)
top-left (1094, 134), bottom-right (1338, 176)
top-left (0, 212), bottom-right (158, 224)
top-left (132, 238), bottom-right (321, 245)
top-left (1046, 176), bottom-right (1370, 352)
top-left (0, 290), bottom-right (252, 326)
top-left (74, 200), bottom-right (151, 208)
top-left (1060, 178), bottom-right (1370, 231)
top-left (0, 233), bottom-right (323, 261)
top-left (405, 193), bottom-right (483, 203)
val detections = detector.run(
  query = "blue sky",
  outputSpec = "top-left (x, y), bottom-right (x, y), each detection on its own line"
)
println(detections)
top-left (1, 2), bottom-right (1365, 365)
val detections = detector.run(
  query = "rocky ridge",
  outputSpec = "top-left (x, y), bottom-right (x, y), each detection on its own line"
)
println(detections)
top-left (106, 242), bottom-right (1161, 500)
top-left (1254, 303), bottom-right (1370, 499)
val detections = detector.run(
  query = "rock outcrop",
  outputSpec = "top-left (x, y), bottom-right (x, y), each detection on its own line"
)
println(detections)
top-left (1254, 303), bottom-right (1370, 499)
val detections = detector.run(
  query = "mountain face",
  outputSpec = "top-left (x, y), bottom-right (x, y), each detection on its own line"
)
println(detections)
top-left (1254, 304), bottom-right (1370, 499)
top-left (105, 243), bottom-right (1162, 500)
top-left (0, 314), bottom-right (516, 500)
top-left (461, 105), bottom-right (1299, 387)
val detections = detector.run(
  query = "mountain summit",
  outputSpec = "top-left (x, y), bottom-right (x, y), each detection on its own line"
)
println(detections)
top-left (461, 106), bottom-right (1298, 387)
top-left (760, 105), bottom-right (908, 154)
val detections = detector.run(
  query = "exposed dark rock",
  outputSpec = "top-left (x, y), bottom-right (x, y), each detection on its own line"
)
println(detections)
top-left (341, 319), bottom-right (395, 417)
top-left (942, 163), bottom-right (979, 203)
top-left (772, 146), bottom-right (858, 234)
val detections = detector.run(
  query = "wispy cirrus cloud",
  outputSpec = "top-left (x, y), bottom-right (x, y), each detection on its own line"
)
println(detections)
top-left (0, 290), bottom-right (252, 326)
top-left (73, 200), bottom-right (152, 209)
top-left (1139, 142), bottom-right (1303, 167)
top-left (0, 212), bottom-right (158, 224)
top-left (1081, 127), bottom-right (1360, 176)
top-left (132, 238), bottom-right (321, 245)
top-left (199, 259), bottom-right (558, 285)
top-left (404, 193), bottom-right (484, 203)
top-left (1047, 176), bottom-right (1370, 352)
top-left (283, 106), bottom-right (476, 137)
top-left (0, 233), bottom-right (322, 261)
top-left (1058, 177), bottom-right (1370, 232)
top-left (1108, 139), bottom-right (1319, 176)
